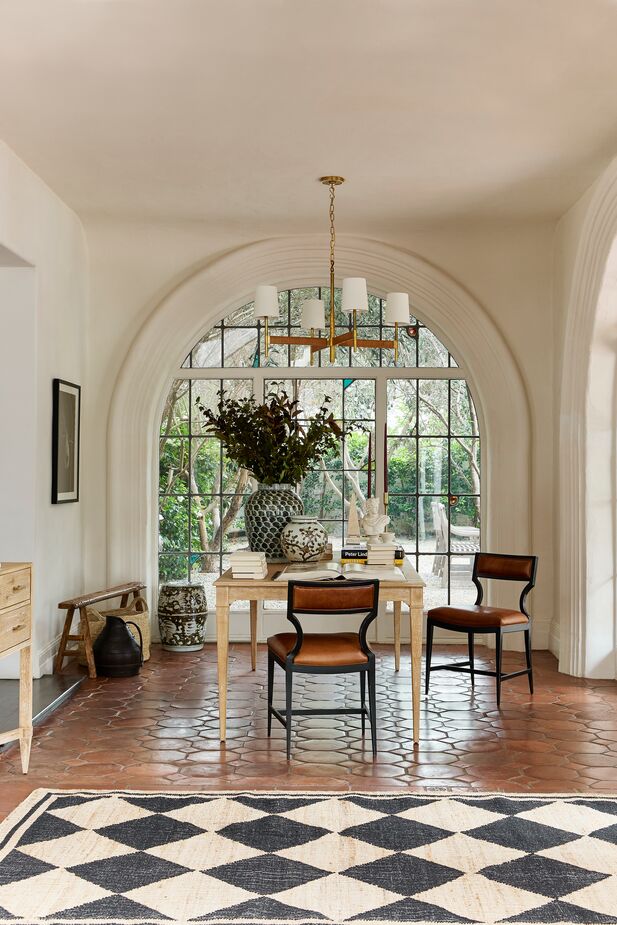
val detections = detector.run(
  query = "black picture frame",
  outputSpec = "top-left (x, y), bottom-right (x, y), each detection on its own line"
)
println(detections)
top-left (51, 378), bottom-right (81, 504)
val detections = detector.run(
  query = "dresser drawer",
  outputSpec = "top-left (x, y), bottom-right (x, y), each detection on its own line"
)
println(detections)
top-left (0, 604), bottom-right (31, 652)
top-left (0, 568), bottom-right (31, 610)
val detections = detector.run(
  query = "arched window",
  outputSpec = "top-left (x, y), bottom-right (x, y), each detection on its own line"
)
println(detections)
top-left (159, 287), bottom-right (480, 610)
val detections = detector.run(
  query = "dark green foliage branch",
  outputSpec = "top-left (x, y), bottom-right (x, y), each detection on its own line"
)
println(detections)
top-left (196, 389), bottom-right (342, 485)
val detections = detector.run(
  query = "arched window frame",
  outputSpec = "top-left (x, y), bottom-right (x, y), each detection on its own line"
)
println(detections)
top-left (159, 287), bottom-right (481, 613)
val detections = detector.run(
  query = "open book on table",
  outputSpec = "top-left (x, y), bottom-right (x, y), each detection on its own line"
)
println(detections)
top-left (274, 562), bottom-right (405, 582)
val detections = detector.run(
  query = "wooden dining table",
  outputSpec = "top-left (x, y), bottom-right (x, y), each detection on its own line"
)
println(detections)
top-left (213, 558), bottom-right (425, 744)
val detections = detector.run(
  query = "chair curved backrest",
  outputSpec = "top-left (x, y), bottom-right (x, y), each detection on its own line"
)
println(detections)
top-left (472, 552), bottom-right (538, 618)
top-left (286, 580), bottom-right (380, 663)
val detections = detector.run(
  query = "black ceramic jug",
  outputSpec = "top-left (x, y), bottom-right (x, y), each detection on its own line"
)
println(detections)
top-left (93, 616), bottom-right (143, 677)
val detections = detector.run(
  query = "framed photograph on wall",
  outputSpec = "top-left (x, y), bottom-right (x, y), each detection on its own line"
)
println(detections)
top-left (52, 378), bottom-right (81, 503)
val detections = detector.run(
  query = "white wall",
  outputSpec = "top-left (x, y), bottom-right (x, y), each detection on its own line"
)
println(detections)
top-left (0, 141), bottom-right (88, 677)
top-left (83, 218), bottom-right (556, 649)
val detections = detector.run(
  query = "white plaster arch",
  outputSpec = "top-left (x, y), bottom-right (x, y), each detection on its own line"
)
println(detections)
top-left (108, 235), bottom-right (531, 609)
top-left (559, 156), bottom-right (617, 678)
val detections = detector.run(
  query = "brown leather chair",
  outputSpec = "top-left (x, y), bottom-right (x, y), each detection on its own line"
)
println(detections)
top-left (267, 580), bottom-right (380, 759)
top-left (425, 552), bottom-right (538, 706)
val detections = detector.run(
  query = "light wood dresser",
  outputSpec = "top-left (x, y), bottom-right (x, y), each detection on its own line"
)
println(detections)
top-left (0, 562), bottom-right (33, 773)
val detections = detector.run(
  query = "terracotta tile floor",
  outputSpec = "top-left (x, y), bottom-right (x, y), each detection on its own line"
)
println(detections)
top-left (1, 643), bottom-right (617, 820)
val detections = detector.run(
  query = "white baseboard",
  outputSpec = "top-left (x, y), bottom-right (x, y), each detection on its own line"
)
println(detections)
top-left (37, 633), bottom-right (62, 678)
top-left (548, 620), bottom-right (560, 659)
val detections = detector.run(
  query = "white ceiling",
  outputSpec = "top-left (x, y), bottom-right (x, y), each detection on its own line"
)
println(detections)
top-left (2, 0), bottom-right (617, 232)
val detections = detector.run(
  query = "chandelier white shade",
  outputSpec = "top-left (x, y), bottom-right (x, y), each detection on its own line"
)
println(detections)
top-left (254, 284), bottom-right (279, 319)
top-left (301, 298), bottom-right (325, 329)
top-left (385, 292), bottom-right (410, 325)
top-left (341, 277), bottom-right (369, 314)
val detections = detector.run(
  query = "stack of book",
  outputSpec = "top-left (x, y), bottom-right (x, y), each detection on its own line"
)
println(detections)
top-left (229, 551), bottom-right (268, 579)
top-left (367, 544), bottom-right (396, 566)
top-left (341, 543), bottom-right (405, 566)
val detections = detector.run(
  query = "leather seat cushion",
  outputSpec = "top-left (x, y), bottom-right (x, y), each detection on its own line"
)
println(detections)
top-left (267, 632), bottom-right (368, 667)
top-left (427, 605), bottom-right (528, 628)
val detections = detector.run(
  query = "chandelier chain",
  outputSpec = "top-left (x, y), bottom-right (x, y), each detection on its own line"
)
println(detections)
top-left (329, 181), bottom-right (336, 277)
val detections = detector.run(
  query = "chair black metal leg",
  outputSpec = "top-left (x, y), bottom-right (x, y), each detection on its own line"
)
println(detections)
top-left (285, 668), bottom-right (293, 760)
top-left (468, 632), bottom-right (475, 688)
top-left (360, 671), bottom-right (366, 736)
top-left (495, 631), bottom-right (503, 708)
top-left (368, 661), bottom-right (377, 758)
top-left (267, 651), bottom-right (274, 736)
top-left (425, 621), bottom-right (434, 695)
top-left (524, 628), bottom-right (534, 694)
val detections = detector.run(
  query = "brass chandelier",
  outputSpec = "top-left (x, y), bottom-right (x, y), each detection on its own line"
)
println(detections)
top-left (254, 177), bottom-right (411, 364)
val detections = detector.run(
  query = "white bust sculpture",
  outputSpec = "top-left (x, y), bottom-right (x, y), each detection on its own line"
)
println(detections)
top-left (361, 497), bottom-right (390, 540)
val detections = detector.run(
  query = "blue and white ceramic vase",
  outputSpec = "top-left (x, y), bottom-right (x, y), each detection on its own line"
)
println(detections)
top-left (244, 483), bottom-right (303, 562)
top-left (280, 515), bottom-right (328, 562)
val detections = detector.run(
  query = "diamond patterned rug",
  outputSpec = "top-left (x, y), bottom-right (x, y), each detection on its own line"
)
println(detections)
top-left (1, 790), bottom-right (617, 924)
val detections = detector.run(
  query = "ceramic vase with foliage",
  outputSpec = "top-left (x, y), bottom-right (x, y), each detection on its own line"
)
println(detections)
top-left (196, 389), bottom-right (341, 561)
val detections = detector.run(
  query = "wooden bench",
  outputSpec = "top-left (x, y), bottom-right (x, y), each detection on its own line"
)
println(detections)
top-left (55, 582), bottom-right (146, 679)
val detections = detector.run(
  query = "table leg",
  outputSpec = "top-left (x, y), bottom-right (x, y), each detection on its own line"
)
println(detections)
top-left (19, 645), bottom-right (33, 774)
top-left (216, 590), bottom-right (230, 741)
top-left (250, 600), bottom-right (258, 671)
top-left (393, 601), bottom-right (401, 672)
top-left (409, 597), bottom-right (423, 745)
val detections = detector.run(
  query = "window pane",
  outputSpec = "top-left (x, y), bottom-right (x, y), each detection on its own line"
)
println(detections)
top-left (161, 380), bottom-right (190, 436)
top-left (365, 293), bottom-right (382, 325)
top-left (418, 380), bottom-right (449, 435)
top-left (418, 554), bottom-right (448, 609)
top-left (225, 301), bottom-right (256, 327)
top-left (190, 495), bottom-right (220, 554)
top-left (387, 380), bottom-right (416, 434)
top-left (450, 497), bottom-right (481, 542)
top-left (300, 470), bottom-right (344, 520)
top-left (192, 379), bottom-right (252, 435)
top-left (388, 495), bottom-right (416, 549)
top-left (192, 380), bottom-right (222, 433)
top-left (450, 379), bottom-right (479, 435)
top-left (345, 428), bottom-right (372, 471)
top-left (419, 327), bottom-right (449, 367)
top-left (159, 437), bottom-right (189, 494)
top-left (297, 379), bottom-right (343, 420)
top-left (343, 470), bottom-right (368, 503)
top-left (191, 326), bottom-right (223, 367)
top-left (221, 496), bottom-right (248, 552)
top-left (260, 338), bottom-right (289, 368)
top-left (321, 519), bottom-right (343, 543)
top-left (223, 328), bottom-right (258, 367)
top-left (388, 437), bottom-right (417, 494)
top-left (449, 555), bottom-right (477, 604)
top-left (191, 438), bottom-right (220, 495)
top-left (159, 555), bottom-right (189, 583)
top-left (450, 437), bottom-right (481, 496)
top-left (222, 450), bottom-right (252, 494)
top-left (159, 495), bottom-right (190, 553)
top-left (419, 438), bottom-right (448, 494)
top-left (343, 378), bottom-right (375, 420)
top-left (382, 325), bottom-right (419, 369)
top-left (418, 496), bottom-right (448, 554)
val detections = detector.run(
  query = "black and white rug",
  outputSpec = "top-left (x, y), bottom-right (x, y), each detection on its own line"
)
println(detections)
top-left (1, 789), bottom-right (617, 924)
